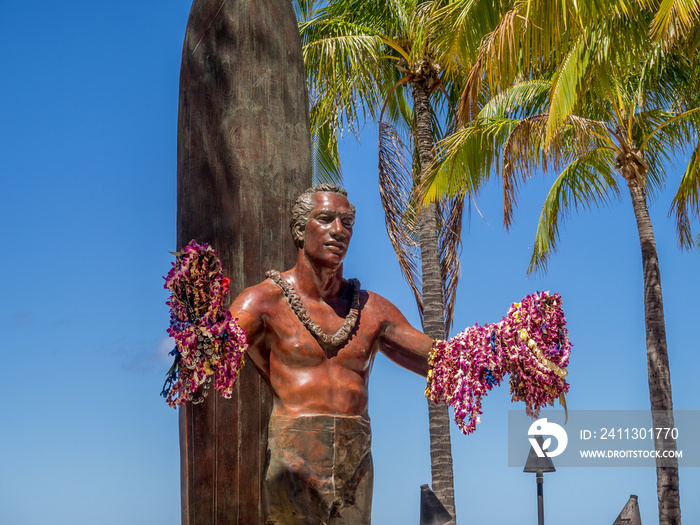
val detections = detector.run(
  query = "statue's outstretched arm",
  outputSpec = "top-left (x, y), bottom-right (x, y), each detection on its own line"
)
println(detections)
top-left (373, 293), bottom-right (434, 377)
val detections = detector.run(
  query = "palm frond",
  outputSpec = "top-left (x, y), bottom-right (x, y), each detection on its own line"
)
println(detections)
top-left (634, 107), bottom-right (700, 196)
top-left (430, 0), bottom-right (506, 78)
top-left (378, 120), bottom-right (424, 315)
top-left (302, 29), bottom-right (384, 85)
top-left (313, 0), bottom-right (412, 31)
top-left (457, 7), bottom-right (523, 124)
top-left (503, 113), bottom-right (613, 228)
top-left (419, 114), bottom-right (519, 206)
top-left (528, 149), bottom-right (620, 274)
top-left (421, 79), bottom-right (559, 208)
top-left (293, 0), bottom-right (319, 22)
top-left (457, 0), bottom-right (611, 125)
top-left (382, 79), bottom-right (414, 134)
top-left (378, 116), bottom-right (465, 333)
top-left (651, 0), bottom-right (700, 43)
top-left (502, 115), bottom-right (549, 228)
top-left (311, 120), bottom-right (343, 184)
top-left (638, 144), bottom-right (670, 199)
top-left (480, 79), bottom-right (551, 119)
top-left (302, 19), bottom-right (390, 127)
top-left (546, 33), bottom-right (591, 141)
top-left (669, 140), bottom-right (700, 249)
top-left (639, 106), bottom-right (700, 150)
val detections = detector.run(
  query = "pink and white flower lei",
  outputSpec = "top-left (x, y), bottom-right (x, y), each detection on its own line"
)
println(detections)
top-left (426, 291), bottom-right (571, 434)
top-left (161, 240), bottom-right (248, 408)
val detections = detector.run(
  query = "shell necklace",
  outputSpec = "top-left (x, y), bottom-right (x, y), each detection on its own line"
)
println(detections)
top-left (265, 270), bottom-right (361, 352)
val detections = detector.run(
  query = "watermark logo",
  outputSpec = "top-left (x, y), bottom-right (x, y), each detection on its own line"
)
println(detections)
top-left (509, 410), bottom-right (700, 467)
top-left (528, 418), bottom-right (568, 457)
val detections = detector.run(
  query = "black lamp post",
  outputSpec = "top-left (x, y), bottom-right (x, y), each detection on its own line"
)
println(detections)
top-left (523, 435), bottom-right (556, 525)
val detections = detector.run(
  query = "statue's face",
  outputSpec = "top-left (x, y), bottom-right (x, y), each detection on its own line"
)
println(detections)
top-left (302, 192), bottom-right (355, 267)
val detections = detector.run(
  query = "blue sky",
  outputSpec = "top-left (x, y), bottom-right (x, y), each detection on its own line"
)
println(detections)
top-left (1, 1), bottom-right (698, 524)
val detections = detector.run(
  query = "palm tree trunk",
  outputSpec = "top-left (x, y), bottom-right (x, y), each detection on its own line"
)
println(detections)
top-left (628, 183), bottom-right (681, 525)
top-left (413, 79), bottom-right (457, 524)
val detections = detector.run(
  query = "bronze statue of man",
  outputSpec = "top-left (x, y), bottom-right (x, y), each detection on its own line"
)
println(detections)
top-left (229, 184), bottom-right (433, 524)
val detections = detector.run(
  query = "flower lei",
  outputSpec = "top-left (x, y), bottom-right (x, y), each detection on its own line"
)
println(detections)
top-left (426, 291), bottom-right (571, 434)
top-left (160, 240), bottom-right (248, 408)
top-left (265, 270), bottom-right (360, 352)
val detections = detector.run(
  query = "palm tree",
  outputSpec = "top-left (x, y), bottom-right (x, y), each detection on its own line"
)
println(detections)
top-left (422, 3), bottom-right (700, 523)
top-left (296, 0), bottom-right (507, 519)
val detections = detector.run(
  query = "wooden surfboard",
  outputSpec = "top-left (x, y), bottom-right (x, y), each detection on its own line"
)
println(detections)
top-left (176, 1), bottom-right (311, 523)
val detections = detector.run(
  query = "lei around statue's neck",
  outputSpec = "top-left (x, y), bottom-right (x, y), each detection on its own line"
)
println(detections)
top-left (265, 270), bottom-right (361, 354)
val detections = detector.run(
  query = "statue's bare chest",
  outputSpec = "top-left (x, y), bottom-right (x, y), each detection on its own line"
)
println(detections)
top-left (266, 301), bottom-right (379, 371)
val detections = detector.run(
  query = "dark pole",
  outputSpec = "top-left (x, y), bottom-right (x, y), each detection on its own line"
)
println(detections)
top-left (524, 436), bottom-right (555, 525)
top-left (536, 470), bottom-right (544, 525)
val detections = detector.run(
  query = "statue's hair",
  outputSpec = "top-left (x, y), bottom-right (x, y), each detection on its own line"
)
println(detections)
top-left (290, 184), bottom-right (355, 248)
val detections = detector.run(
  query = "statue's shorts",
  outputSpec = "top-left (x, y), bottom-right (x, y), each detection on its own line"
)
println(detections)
top-left (264, 413), bottom-right (373, 525)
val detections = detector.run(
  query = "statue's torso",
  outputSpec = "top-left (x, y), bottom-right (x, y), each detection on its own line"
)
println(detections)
top-left (238, 281), bottom-right (385, 418)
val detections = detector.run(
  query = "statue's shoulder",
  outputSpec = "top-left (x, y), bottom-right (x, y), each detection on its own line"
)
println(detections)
top-left (359, 288), bottom-right (402, 318)
top-left (230, 275), bottom-right (284, 316)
